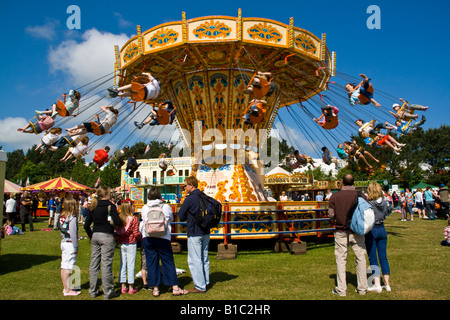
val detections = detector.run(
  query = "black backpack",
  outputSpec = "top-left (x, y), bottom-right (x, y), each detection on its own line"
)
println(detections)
top-left (195, 192), bottom-right (222, 230)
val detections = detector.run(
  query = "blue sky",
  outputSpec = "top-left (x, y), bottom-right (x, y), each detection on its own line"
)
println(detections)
top-left (0, 0), bottom-right (449, 160)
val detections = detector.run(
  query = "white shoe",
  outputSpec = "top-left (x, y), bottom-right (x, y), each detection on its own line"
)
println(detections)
top-left (383, 285), bottom-right (391, 292)
top-left (367, 285), bottom-right (382, 293)
top-left (398, 143), bottom-right (406, 147)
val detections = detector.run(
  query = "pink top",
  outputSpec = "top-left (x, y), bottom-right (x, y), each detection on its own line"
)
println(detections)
top-left (38, 116), bottom-right (55, 131)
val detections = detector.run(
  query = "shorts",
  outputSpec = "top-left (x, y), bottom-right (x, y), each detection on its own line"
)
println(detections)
top-left (376, 135), bottom-right (390, 146)
top-left (61, 242), bottom-right (77, 270)
top-left (49, 210), bottom-right (55, 218)
top-left (415, 202), bottom-right (424, 210)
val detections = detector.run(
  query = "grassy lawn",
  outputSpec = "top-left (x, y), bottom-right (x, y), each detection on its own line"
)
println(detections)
top-left (0, 211), bottom-right (449, 301)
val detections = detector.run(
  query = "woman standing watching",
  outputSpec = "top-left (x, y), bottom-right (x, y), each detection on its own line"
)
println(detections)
top-left (84, 186), bottom-right (122, 300)
top-left (140, 187), bottom-right (188, 297)
top-left (365, 182), bottom-right (391, 292)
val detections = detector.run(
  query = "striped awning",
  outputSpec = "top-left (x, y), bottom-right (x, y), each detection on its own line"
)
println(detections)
top-left (4, 179), bottom-right (21, 193)
top-left (21, 177), bottom-right (92, 191)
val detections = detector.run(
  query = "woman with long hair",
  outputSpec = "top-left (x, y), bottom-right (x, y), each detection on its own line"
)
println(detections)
top-left (83, 186), bottom-right (122, 300)
top-left (365, 182), bottom-right (391, 292)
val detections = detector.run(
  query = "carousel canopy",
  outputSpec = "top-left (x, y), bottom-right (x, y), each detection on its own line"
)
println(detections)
top-left (4, 179), bottom-right (21, 193)
top-left (20, 177), bottom-right (92, 192)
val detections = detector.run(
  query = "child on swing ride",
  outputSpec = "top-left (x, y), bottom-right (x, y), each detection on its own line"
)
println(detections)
top-left (385, 116), bottom-right (426, 136)
top-left (244, 71), bottom-right (275, 97)
top-left (345, 74), bottom-right (381, 107)
top-left (343, 140), bottom-right (379, 170)
top-left (60, 137), bottom-right (90, 163)
top-left (134, 101), bottom-right (176, 129)
top-left (354, 119), bottom-right (406, 155)
top-left (313, 105), bottom-right (339, 126)
top-left (243, 99), bottom-right (267, 126)
top-left (51, 128), bottom-right (87, 151)
top-left (389, 98), bottom-right (428, 121)
top-left (35, 90), bottom-right (81, 119)
top-left (108, 72), bottom-right (160, 101)
top-left (17, 113), bottom-right (55, 134)
top-left (35, 127), bottom-right (63, 153)
top-left (65, 106), bottom-right (118, 136)
top-left (85, 146), bottom-right (111, 173)
top-left (287, 150), bottom-right (317, 168)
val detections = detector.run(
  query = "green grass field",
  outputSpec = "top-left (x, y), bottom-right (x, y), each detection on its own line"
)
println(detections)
top-left (1, 211), bottom-right (449, 301)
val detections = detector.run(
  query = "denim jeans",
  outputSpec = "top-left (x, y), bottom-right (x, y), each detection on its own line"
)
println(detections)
top-left (89, 232), bottom-right (116, 299)
top-left (407, 203), bottom-right (414, 219)
top-left (425, 201), bottom-right (435, 219)
top-left (365, 224), bottom-right (390, 276)
top-left (187, 235), bottom-right (210, 291)
top-left (119, 243), bottom-right (137, 284)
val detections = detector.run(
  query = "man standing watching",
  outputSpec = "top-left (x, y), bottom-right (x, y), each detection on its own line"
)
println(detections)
top-left (177, 176), bottom-right (210, 293)
top-left (20, 191), bottom-right (34, 232)
top-left (328, 173), bottom-right (367, 296)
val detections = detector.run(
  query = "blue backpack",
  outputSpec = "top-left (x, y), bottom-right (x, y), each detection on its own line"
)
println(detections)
top-left (348, 193), bottom-right (375, 235)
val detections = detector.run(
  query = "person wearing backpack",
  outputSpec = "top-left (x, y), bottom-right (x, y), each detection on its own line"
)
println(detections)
top-left (177, 176), bottom-right (211, 294)
top-left (58, 198), bottom-right (80, 296)
top-left (140, 187), bottom-right (188, 297)
top-left (84, 186), bottom-right (122, 300)
top-left (328, 174), bottom-right (368, 297)
top-left (365, 182), bottom-right (391, 293)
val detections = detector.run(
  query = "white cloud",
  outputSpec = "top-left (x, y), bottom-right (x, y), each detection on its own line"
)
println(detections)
top-left (48, 28), bottom-right (129, 86)
top-left (113, 12), bottom-right (133, 29)
top-left (0, 117), bottom-right (42, 151)
top-left (25, 18), bottom-right (60, 41)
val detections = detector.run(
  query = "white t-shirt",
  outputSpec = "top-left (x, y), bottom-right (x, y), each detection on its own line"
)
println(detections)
top-left (280, 195), bottom-right (288, 201)
top-left (5, 198), bottom-right (16, 212)
top-left (42, 132), bottom-right (61, 146)
top-left (145, 78), bottom-right (160, 100)
top-left (72, 131), bottom-right (87, 145)
top-left (414, 191), bottom-right (423, 203)
top-left (101, 110), bottom-right (117, 133)
top-left (70, 143), bottom-right (88, 158)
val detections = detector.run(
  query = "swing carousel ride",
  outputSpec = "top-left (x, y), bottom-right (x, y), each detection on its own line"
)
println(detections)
top-left (19, 11), bottom-right (428, 236)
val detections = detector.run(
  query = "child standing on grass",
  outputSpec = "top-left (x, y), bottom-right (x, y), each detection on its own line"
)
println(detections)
top-left (441, 219), bottom-right (450, 247)
top-left (400, 192), bottom-right (408, 221)
top-left (59, 198), bottom-right (81, 296)
top-left (115, 200), bottom-right (141, 295)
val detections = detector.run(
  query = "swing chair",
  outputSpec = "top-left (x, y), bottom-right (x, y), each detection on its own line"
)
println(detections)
top-left (246, 72), bottom-right (274, 99)
top-left (315, 113), bottom-right (339, 130)
top-left (166, 162), bottom-right (177, 176)
top-left (55, 93), bottom-right (80, 117)
top-left (27, 115), bottom-right (55, 134)
top-left (348, 81), bottom-right (374, 105)
top-left (154, 104), bottom-right (177, 125)
top-left (243, 100), bottom-right (267, 126)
